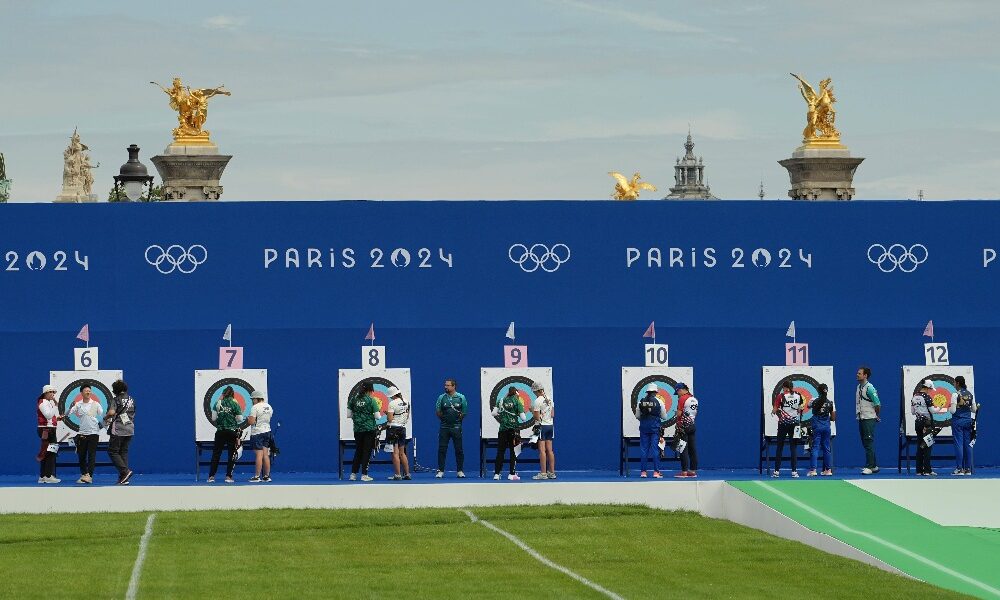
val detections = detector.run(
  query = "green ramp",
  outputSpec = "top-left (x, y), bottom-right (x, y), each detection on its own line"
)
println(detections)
top-left (729, 480), bottom-right (1000, 599)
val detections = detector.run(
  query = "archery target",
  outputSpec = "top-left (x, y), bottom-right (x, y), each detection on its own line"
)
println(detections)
top-left (902, 365), bottom-right (974, 437)
top-left (51, 370), bottom-right (123, 443)
top-left (339, 369), bottom-right (412, 441)
top-left (195, 369), bottom-right (267, 442)
top-left (480, 368), bottom-right (553, 439)
top-left (762, 366), bottom-right (836, 437)
top-left (621, 367), bottom-right (693, 438)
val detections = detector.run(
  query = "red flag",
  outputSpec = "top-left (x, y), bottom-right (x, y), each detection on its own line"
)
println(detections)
top-left (76, 324), bottom-right (90, 343)
top-left (642, 321), bottom-right (655, 339)
top-left (923, 320), bottom-right (934, 339)
top-left (365, 323), bottom-right (375, 341)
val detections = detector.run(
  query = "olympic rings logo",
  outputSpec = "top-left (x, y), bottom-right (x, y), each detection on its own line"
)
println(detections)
top-left (508, 243), bottom-right (571, 273)
top-left (866, 243), bottom-right (928, 273)
top-left (144, 244), bottom-right (208, 274)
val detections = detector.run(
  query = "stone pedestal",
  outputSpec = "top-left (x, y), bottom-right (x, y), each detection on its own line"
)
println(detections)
top-left (150, 143), bottom-right (232, 201)
top-left (54, 187), bottom-right (97, 203)
top-left (778, 145), bottom-right (864, 201)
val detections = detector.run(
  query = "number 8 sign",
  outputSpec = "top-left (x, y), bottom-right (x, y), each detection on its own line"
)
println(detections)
top-left (363, 346), bottom-right (386, 369)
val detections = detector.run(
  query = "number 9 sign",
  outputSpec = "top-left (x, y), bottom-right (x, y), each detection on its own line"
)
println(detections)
top-left (504, 345), bottom-right (528, 368)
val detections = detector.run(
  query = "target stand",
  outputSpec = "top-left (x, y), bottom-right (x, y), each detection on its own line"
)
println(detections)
top-left (193, 369), bottom-right (268, 480)
top-left (338, 368), bottom-right (414, 480)
top-left (51, 369), bottom-right (123, 475)
top-left (759, 366), bottom-right (837, 475)
top-left (479, 368), bottom-right (552, 478)
top-left (619, 367), bottom-right (690, 477)
top-left (897, 366), bottom-right (976, 474)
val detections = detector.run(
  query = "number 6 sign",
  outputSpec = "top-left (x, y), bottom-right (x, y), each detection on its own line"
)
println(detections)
top-left (504, 345), bottom-right (528, 368)
top-left (74, 347), bottom-right (99, 371)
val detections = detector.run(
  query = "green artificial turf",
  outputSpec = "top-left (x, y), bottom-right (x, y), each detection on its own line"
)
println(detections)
top-left (0, 505), bottom-right (967, 599)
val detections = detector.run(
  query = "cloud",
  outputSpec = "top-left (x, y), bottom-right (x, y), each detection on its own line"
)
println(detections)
top-left (202, 15), bottom-right (246, 31)
top-left (553, 0), bottom-right (706, 34)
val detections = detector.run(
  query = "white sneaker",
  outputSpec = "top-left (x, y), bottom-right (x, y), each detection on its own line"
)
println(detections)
top-left (507, 473), bottom-right (520, 481)
top-left (46, 476), bottom-right (61, 484)
top-left (493, 474), bottom-right (501, 480)
top-left (435, 471), bottom-right (444, 479)
top-left (532, 473), bottom-right (548, 480)
top-left (37, 477), bottom-right (46, 484)
top-left (457, 471), bottom-right (466, 478)
top-left (225, 477), bottom-right (235, 483)
top-left (361, 475), bottom-right (374, 482)
top-left (771, 470), bottom-right (779, 478)
top-left (76, 477), bottom-right (87, 484)
top-left (861, 467), bottom-right (873, 475)
top-left (206, 476), bottom-right (215, 483)
top-left (791, 471), bottom-right (800, 478)
top-left (349, 473), bottom-right (357, 481)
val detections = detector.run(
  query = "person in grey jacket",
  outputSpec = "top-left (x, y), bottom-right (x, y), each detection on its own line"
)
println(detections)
top-left (105, 380), bottom-right (136, 485)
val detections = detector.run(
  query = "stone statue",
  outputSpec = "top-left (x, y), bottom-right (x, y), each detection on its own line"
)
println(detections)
top-left (55, 129), bottom-right (99, 202)
top-left (151, 77), bottom-right (231, 144)
top-left (609, 171), bottom-right (657, 201)
top-left (0, 152), bottom-right (9, 203)
top-left (791, 73), bottom-right (840, 144)
top-left (0, 152), bottom-right (6, 181)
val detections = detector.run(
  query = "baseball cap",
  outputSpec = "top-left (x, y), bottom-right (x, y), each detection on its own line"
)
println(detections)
top-left (644, 383), bottom-right (659, 394)
top-left (674, 382), bottom-right (689, 391)
top-left (42, 384), bottom-right (57, 394)
top-left (250, 390), bottom-right (266, 400)
top-left (922, 379), bottom-right (935, 389)
top-left (386, 386), bottom-right (402, 397)
top-left (530, 381), bottom-right (544, 392)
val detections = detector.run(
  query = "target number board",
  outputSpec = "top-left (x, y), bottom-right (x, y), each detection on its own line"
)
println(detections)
top-left (644, 344), bottom-right (669, 367)
top-left (362, 346), bottom-right (386, 369)
top-left (504, 345), bottom-right (528, 368)
top-left (219, 347), bottom-right (244, 369)
top-left (74, 347), bottom-right (99, 371)
top-left (924, 343), bottom-right (949, 366)
top-left (785, 343), bottom-right (809, 366)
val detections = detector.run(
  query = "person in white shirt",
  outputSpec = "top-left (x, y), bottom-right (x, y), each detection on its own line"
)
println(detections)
top-left (70, 385), bottom-right (104, 484)
top-left (531, 381), bottom-right (556, 480)
top-left (385, 386), bottom-right (411, 481)
top-left (246, 390), bottom-right (273, 483)
top-left (36, 385), bottom-right (63, 484)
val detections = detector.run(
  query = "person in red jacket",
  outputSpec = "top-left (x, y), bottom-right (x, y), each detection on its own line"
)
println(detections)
top-left (36, 385), bottom-right (63, 484)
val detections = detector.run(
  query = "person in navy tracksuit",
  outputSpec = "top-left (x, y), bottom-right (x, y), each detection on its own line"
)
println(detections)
top-left (807, 384), bottom-right (835, 476)
top-left (635, 384), bottom-right (663, 478)
top-left (949, 376), bottom-right (978, 475)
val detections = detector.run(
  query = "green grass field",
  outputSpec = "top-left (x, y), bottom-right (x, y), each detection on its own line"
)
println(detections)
top-left (0, 505), bottom-right (966, 599)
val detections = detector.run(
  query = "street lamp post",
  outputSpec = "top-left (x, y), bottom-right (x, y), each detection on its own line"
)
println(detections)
top-left (113, 144), bottom-right (155, 201)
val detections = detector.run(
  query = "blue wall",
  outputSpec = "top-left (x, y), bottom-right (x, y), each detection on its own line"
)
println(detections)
top-left (2, 200), bottom-right (997, 475)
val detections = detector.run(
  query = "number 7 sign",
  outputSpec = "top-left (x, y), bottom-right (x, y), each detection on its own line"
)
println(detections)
top-left (219, 347), bottom-right (244, 370)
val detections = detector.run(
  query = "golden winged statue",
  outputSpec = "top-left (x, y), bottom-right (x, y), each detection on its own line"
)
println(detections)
top-left (790, 73), bottom-right (840, 145)
top-left (609, 171), bottom-right (656, 200)
top-left (151, 77), bottom-right (231, 145)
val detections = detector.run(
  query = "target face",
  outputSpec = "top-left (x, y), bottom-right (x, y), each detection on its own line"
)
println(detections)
top-left (769, 373), bottom-right (823, 427)
top-left (58, 379), bottom-right (113, 432)
top-left (339, 369), bottom-right (412, 441)
top-left (621, 366), bottom-right (693, 438)
top-left (630, 375), bottom-right (681, 428)
top-left (202, 377), bottom-right (256, 425)
top-left (480, 367), bottom-right (552, 439)
top-left (51, 370), bottom-right (123, 442)
top-left (762, 366), bottom-right (835, 437)
top-left (488, 375), bottom-right (540, 432)
top-left (902, 365), bottom-right (974, 437)
top-left (195, 369), bottom-right (268, 442)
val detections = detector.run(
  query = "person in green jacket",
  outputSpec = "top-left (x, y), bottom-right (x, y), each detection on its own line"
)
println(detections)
top-left (492, 386), bottom-right (523, 481)
top-left (348, 381), bottom-right (380, 481)
top-left (435, 378), bottom-right (468, 478)
top-left (207, 386), bottom-right (244, 483)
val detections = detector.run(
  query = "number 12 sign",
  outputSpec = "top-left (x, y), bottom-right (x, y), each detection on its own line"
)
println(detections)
top-left (785, 343), bottom-right (809, 366)
top-left (219, 347), bottom-right (244, 370)
top-left (504, 345), bottom-right (528, 368)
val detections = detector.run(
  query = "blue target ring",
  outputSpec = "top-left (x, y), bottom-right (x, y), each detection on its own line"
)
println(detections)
top-left (58, 379), bottom-right (113, 432)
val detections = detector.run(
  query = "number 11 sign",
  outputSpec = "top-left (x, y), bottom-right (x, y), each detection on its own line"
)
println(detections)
top-left (785, 343), bottom-right (809, 366)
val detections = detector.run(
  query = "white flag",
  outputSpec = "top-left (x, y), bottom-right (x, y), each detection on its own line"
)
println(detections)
top-left (222, 323), bottom-right (232, 342)
top-left (505, 322), bottom-right (515, 341)
top-left (785, 321), bottom-right (796, 339)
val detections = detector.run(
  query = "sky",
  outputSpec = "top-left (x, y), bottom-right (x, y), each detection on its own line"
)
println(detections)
top-left (2, 0), bottom-right (999, 201)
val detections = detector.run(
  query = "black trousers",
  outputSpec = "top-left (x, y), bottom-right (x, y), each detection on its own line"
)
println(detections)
top-left (494, 429), bottom-right (518, 475)
top-left (208, 429), bottom-right (239, 478)
top-left (351, 430), bottom-right (377, 475)
top-left (38, 427), bottom-right (57, 478)
top-left (76, 434), bottom-right (99, 476)
top-left (679, 426), bottom-right (698, 472)
top-left (437, 426), bottom-right (464, 472)
top-left (916, 420), bottom-right (933, 474)
top-left (108, 435), bottom-right (133, 479)
top-left (775, 422), bottom-right (798, 471)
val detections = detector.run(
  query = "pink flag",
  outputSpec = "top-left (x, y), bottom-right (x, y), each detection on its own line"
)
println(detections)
top-left (365, 323), bottom-right (375, 341)
top-left (76, 324), bottom-right (90, 343)
top-left (923, 320), bottom-right (934, 338)
top-left (642, 321), bottom-right (655, 339)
